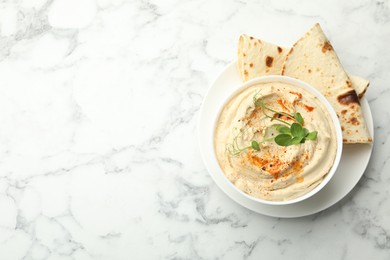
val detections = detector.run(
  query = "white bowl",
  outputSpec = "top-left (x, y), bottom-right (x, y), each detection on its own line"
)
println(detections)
top-left (211, 75), bottom-right (343, 206)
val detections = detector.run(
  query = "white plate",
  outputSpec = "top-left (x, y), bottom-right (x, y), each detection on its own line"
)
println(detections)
top-left (198, 62), bottom-right (374, 218)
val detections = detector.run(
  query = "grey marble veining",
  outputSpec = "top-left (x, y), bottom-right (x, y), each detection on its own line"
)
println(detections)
top-left (0, 0), bottom-right (389, 259)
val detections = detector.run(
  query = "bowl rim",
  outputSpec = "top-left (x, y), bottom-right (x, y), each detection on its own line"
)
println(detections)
top-left (212, 75), bottom-right (343, 206)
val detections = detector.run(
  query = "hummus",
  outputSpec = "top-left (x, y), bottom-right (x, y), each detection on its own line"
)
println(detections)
top-left (214, 82), bottom-right (337, 201)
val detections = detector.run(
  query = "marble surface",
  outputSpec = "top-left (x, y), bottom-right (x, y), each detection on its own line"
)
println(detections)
top-left (0, 0), bottom-right (389, 259)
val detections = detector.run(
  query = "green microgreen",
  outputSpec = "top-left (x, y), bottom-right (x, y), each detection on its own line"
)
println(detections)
top-left (251, 140), bottom-right (260, 151)
top-left (226, 93), bottom-right (318, 156)
top-left (276, 125), bottom-right (290, 134)
top-left (306, 131), bottom-right (318, 140)
top-left (293, 112), bottom-right (304, 125)
top-left (274, 134), bottom-right (293, 146)
top-left (274, 122), bottom-right (318, 146)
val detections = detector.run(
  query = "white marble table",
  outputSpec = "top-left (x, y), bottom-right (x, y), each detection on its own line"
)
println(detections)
top-left (0, 0), bottom-right (389, 259)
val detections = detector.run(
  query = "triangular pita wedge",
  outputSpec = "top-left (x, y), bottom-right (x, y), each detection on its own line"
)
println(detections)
top-left (237, 34), bottom-right (288, 81)
top-left (237, 34), bottom-right (370, 99)
top-left (281, 23), bottom-right (371, 143)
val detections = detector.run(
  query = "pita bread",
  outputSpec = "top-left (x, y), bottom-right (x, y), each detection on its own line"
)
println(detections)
top-left (237, 34), bottom-right (369, 99)
top-left (237, 34), bottom-right (288, 81)
top-left (282, 23), bottom-right (371, 143)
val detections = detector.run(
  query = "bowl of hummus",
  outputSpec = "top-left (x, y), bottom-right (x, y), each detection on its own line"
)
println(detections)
top-left (214, 76), bottom-right (343, 205)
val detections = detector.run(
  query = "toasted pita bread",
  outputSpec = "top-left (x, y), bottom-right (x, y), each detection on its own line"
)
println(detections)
top-left (237, 34), bottom-right (288, 81)
top-left (282, 23), bottom-right (371, 143)
top-left (237, 34), bottom-right (369, 99)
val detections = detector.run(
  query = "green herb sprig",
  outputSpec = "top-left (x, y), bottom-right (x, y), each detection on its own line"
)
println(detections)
top-left (275, 123), bottom-right (318, 146)
top-left (226, 130), bottom-right (273, 156)
top-left (226, 94), bottom-right (318, 156)
top-left (254, 95), bottom-right (318, 146)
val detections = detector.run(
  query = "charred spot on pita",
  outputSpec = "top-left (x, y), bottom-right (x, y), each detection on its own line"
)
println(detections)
top-left (265, 56), bottom-right (274, 67)
top-left (337, 90), bottom-right (359, 105)
top-left (349, 117), bottom-right (359, 125)
top-left (277, 46), bottom-right (283, 53)
top-left (249, 63), bottom-right (253, 68)
top-left (322, 41), bottom-right (333, 53)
